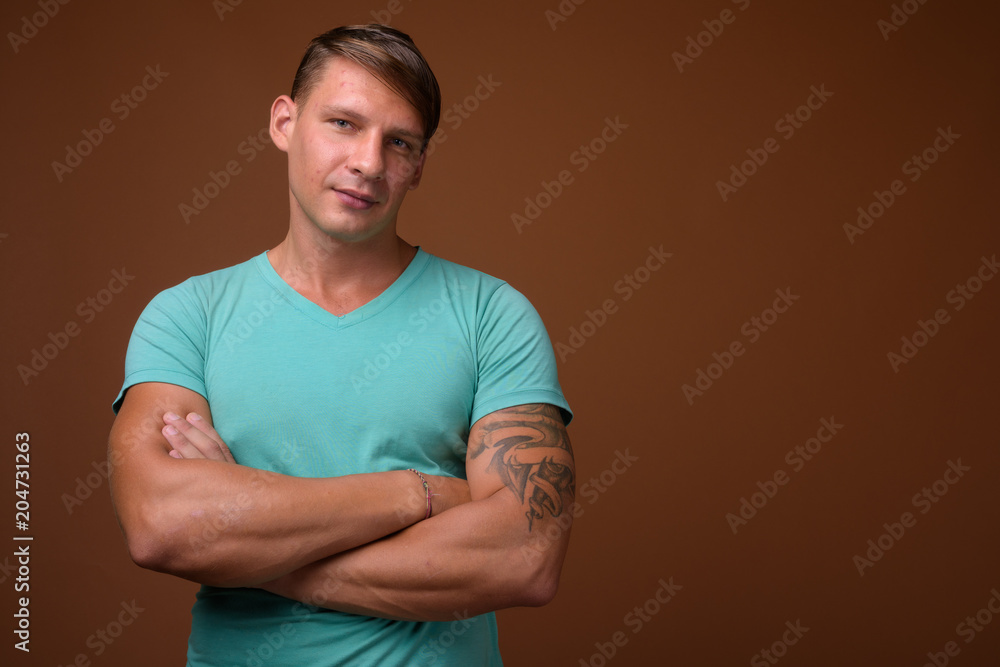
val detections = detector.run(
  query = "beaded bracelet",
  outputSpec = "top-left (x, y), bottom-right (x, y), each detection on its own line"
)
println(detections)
top-left (407, 468), bottom-right (432, 520)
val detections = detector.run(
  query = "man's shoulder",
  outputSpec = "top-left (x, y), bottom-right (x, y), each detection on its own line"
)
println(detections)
top-left (152, 253), bottom-right (264, 303)
top-left (418, 249), bottom-right (511, 296)
top-left (179, 252), bottom-right (263, 288)
top-left (416, 250), bottom-right (545, 325)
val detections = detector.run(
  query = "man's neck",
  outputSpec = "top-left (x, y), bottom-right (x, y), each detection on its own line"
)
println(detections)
top-left (267, 229), bottom-right (417, 317)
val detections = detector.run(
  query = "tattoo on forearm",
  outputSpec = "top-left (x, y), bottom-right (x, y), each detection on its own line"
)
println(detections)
top-left (471, 404), bottom-right (575, 530)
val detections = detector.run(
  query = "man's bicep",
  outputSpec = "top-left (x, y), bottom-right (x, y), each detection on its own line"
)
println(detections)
top-left (109, 382), bottom-right (213, 510)
top-left (466, 403), bottom-right (575, 531)
top-left (111, 382), bottom-right (212, 458)
top-left (107, 382), bottom-right (211, 554)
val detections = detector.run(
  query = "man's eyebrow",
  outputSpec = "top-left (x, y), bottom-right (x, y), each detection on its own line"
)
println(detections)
top-left (316, 104), bottom-right (424, 144)
top-left (316, 104), bottom-right (365, 122)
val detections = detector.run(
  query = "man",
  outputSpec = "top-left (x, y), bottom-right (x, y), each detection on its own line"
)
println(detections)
top-left (108, 24), bottom-right (575, 666)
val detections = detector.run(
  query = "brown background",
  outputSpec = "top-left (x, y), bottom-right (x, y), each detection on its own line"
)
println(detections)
top-left (3, 0), bottom-right (999, 665)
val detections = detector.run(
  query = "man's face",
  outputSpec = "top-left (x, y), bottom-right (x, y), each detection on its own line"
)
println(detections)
top-left (274, 56), bottom-right (426, 244)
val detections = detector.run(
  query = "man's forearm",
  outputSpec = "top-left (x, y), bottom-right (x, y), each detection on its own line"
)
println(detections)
top-left (110, 384), bottom-right (468, 589)
top-left (259, 403), bottom-right (577, 622)
top-left (116, 459), bottom-right (432, 588)
top-left (261, 487), bottom-right (572, 621)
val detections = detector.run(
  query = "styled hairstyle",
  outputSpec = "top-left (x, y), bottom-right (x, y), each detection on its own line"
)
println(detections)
top-left (290, 24), bottom-right (441, 152)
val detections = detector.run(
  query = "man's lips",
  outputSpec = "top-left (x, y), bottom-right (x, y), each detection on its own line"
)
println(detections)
top-left (334, 188), bottom-right (378, 210)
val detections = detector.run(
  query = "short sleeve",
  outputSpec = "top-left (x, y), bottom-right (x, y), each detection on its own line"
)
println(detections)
top-left (471, 284), bottom-right (572, 426)
top-left (112, 282), bottom-right (208, 413)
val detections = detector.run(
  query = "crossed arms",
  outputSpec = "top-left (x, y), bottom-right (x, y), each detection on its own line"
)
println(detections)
top-left (108, 381), bottom-right (575, 621)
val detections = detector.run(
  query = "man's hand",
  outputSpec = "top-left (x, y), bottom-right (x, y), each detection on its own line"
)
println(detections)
top-left (162, 411), bottom-right (236, 462)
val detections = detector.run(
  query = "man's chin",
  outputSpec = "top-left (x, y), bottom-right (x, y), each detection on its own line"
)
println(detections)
top-left (311, 218), bottom-right (395, 245)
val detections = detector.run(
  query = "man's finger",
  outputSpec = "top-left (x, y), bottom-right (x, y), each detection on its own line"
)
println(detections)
top-left (184, 413), bottom-right (237, 463)
top-left (162, 421), bottom-right (204, 459)
top-left (162, 412), bottom-right (230, 462)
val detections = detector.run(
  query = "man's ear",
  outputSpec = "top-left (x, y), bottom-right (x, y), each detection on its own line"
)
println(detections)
top-left (270, 95), bottom-right (296, 153)
top-left (407, 149), bottom-right (427, 190)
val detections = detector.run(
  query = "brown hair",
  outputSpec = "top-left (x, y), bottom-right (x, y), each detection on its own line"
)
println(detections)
top-left (290, 24), bottom-right (441, 152)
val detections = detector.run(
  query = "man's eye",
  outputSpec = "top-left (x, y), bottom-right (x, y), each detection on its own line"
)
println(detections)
top-left (331, 119), bottom-right (350, 128)
top-left (390, 138), bottom-right (409, 149)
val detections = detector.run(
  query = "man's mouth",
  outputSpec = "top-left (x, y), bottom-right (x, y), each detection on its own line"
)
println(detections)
top-left (334, 188), bottom-right (378, 210)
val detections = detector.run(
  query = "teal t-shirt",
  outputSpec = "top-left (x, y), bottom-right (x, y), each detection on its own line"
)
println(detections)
top-left (113, 248), bottom-right (571, 666)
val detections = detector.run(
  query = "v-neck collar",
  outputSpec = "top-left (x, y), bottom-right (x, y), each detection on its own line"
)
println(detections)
top-left (253, 247), bottom-right (430, 330)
